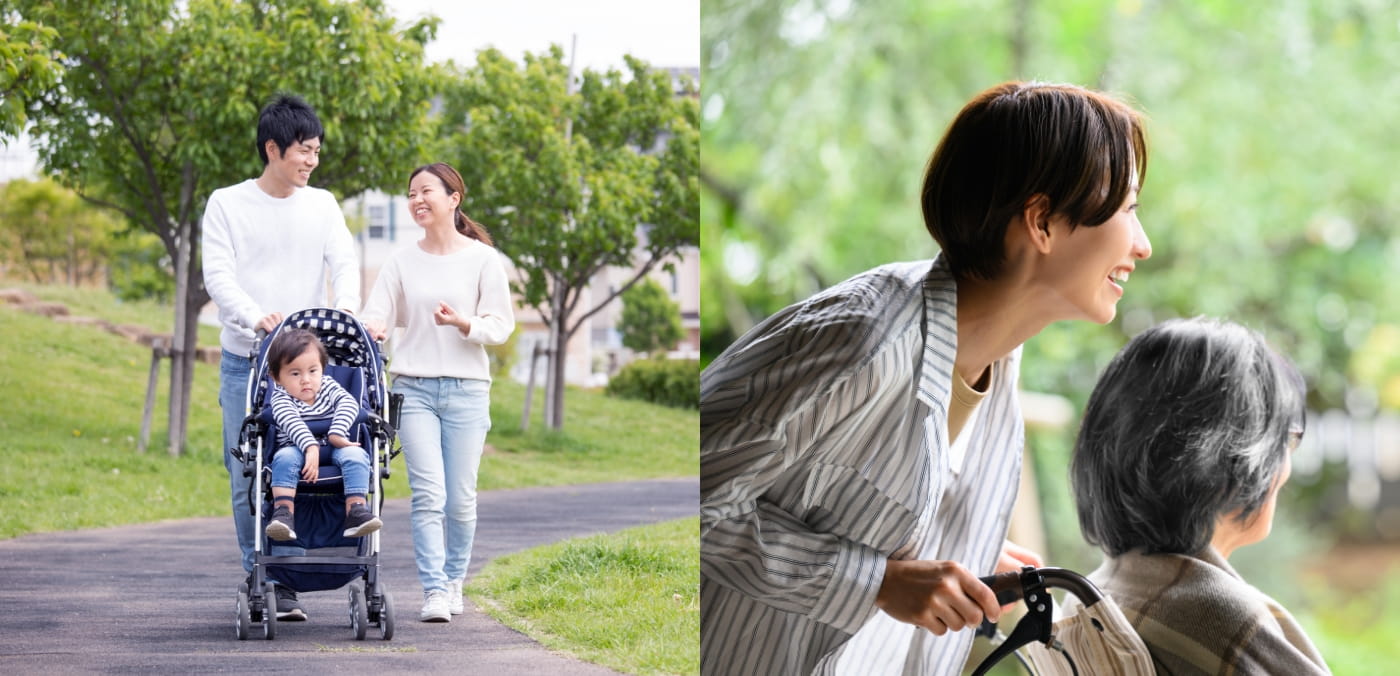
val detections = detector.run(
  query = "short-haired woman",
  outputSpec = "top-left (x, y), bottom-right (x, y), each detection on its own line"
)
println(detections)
top-left (702, 81), bottom-right (1153, 675)
top-left (1071, 317), bottom-right (1329, 674)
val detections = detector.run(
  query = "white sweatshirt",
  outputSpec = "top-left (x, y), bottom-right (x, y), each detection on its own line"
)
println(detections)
top-left (360, 239), bottom-right (515, 382)
top-left (201, 179), bottom-right (360, 356)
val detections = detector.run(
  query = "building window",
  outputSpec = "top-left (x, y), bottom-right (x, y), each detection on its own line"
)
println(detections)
top-left (368, 205), bottom-right (387, 239)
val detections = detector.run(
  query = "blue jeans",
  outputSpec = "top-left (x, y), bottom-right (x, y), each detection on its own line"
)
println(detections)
top-left (220, 349), bottom-right (302, 572)
top-left (394, 376), bottom-right (491, 593)
top-left (270, 444), bottom-right (372, 495)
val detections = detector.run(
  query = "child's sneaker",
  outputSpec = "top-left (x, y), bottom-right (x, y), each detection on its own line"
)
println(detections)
top-left (266, 505), bottom-right (297, 541)
top-left (342, 503), bottom-right (382, 538)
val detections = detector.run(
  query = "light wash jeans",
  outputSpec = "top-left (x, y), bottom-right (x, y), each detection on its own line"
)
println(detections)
top-left (394, 375), bottom-right (491, 593)
top-left (220, 349), bottom-right (303, 572)
top-left (270, 444), bottom-right (371, 495)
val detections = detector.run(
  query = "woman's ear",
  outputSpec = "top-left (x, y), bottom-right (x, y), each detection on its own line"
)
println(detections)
top-left (1020, 194), bottom-right (1055, 255)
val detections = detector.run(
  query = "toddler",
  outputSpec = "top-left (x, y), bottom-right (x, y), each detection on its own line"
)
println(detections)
top-left (263, 328), bottom-right (381, 541)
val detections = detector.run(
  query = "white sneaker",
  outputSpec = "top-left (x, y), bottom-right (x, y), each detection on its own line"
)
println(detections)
top-left (420, 589), bottom-right (451, 622)
top-left (447, 578), bottom-right (464, 615)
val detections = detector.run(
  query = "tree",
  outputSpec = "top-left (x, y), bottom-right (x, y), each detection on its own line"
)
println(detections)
top-left (435, 46), bottom-right (698, 429)
top-left (0, 177), bottom-right (124, 285)
top-left (619, 277), bottom-right (683, 357)
top-left (8, 0), bottom-right (439, 454)
top-left (0, 9), bottom-right (61, 137)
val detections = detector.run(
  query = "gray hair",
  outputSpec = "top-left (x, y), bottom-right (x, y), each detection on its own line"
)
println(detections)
top-left (1070, 317), bottom-right (1306, 556)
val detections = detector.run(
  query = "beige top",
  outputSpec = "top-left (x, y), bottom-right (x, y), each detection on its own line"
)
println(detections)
top-left (948, 367), bottom-right (990, 444)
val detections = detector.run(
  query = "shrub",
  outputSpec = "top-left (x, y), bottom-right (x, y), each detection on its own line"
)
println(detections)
top-left (485, 326), bottom-right (521, 378)
top-left (605, 358), bottom-right (698, 409)
top-left (619, 278), bottom-right (683, 356)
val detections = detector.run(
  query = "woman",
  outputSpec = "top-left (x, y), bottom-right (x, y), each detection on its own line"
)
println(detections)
top-left (1071, 317), bottom-right (1329, 674)
top-left (361, 162), bottom-right (515, 623)
top-left (700, 81), bottom-right (1152, 675)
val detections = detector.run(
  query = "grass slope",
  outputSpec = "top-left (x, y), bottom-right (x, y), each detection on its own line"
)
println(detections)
top-left (0, 284), bottom-right (698, 537)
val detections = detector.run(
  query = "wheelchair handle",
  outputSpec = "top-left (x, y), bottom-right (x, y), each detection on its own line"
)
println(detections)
top-left (979, 570), bottom-right (1025, 607)
top-left (979, 566), bottom-right (1105, 608)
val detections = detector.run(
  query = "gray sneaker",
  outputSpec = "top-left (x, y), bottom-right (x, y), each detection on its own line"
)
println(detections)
top-left (342, 503), bottom-right (382, 538)
top-left (265, 505), bottom-right (297, 541)
top-left (275, 585), bottom-right (307, 622)
top-left (420, 589), bottom-right (451, 622)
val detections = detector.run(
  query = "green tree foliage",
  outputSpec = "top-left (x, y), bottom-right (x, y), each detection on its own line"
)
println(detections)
top-left (0, 177), bottom-right (167, 299)
top-left (0, 177), bottom-right (123, 286)
top-left (619, 277), bottom-right (683, 356)
top-left (0, 8), bottom-right (61, 137)
top-left (434, 46), bottom-right (698, 429)
top-left (704, 0), bottom-right (1400, 414)
top-left (7, 0), bottom-right (439, 454)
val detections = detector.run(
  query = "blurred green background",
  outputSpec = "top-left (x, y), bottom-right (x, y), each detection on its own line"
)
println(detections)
top-left (702, 0), bottom-right (1400, 670)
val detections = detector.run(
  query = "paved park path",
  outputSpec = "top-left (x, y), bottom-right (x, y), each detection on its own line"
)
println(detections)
top-left (0, 478), bottom-right (698, 674)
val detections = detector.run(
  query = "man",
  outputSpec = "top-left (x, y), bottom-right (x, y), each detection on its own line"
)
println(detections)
top-left (202, 93), bottom-right (360, 621)
top-left (700, 81), bottom-right (1153, 674)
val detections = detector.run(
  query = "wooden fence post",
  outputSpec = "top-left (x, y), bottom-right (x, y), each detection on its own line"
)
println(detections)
top-left (138, 337), bottom-right (170, 453)
top-left (520, 342), bottom-right (547, 432)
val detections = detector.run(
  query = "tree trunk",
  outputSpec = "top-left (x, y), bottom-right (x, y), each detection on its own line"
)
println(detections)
top-left (544, 280), bottom-right (569, 430)
top-left (176, 285), bottom-right (200, 451)
top-left (66, 226), bottom-right (76, 286)
top-left (168, 219), bottom-right (191, 456)
top-left (549, 316), bottom-right (568, 429)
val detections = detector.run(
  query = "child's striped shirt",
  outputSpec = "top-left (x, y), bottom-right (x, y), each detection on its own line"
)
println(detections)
top-left (269, 375), bottom-right (359, 452)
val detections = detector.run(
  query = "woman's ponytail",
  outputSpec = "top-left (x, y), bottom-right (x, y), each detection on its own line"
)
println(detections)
top-left (455, 210), bottom-right (493, 246)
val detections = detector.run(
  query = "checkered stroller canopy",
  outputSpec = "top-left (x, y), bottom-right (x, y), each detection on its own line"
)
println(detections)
top-left (250, 307), bottom-right (386, 415)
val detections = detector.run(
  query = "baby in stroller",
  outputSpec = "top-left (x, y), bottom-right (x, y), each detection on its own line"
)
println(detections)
top-left (263, 327), bottom-right (382, 541)
top-left (234, 308), bottom-right (398, 641)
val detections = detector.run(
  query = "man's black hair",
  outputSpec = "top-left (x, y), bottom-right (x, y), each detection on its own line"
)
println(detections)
top-left (256, 94), bottom-right (324, 165)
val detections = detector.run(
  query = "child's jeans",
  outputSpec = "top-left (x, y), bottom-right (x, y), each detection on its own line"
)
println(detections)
top-left (270, 444), bottom-right (372, 496)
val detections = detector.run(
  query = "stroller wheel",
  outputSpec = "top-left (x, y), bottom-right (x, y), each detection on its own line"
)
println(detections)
top-left (262, 582), bottom-right (278, 640)
top-left (349, 582), bottom-right (369, 641)
top-left (378, 589), bottom-right (395, 641)
top-left (235, 587), bottom-right (251, 640)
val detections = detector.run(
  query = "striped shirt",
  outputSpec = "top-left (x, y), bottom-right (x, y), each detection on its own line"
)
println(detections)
top-left (700, 257), bottom-right (1025, 675)
top-left (269, 376), bottom-right (359, 452)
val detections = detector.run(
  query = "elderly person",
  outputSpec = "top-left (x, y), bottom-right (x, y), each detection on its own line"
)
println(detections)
top-left (1070, 317), bottom-right (1330, 675)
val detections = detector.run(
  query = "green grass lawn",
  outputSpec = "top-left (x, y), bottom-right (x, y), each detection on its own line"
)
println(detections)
top-left (0, 281), bottom-right (699, 674)
top-left (0, 300), bottom-right (228, 537)
top-left (470, 517), bottom-right (699, 676)
top-left (0, 282), bottom-right (698, 535)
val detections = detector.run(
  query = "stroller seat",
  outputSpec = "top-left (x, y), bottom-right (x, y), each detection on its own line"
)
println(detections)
top-left (257, 363), bottom-right (369, 493)
top-left (234, 308), bottom-right (399, 642)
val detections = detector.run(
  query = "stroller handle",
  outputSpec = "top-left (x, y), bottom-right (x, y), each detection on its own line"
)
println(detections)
top-left (979, 566), bottom-right (1105, 608)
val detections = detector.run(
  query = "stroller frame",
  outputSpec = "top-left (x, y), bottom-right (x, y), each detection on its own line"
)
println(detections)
top-left (231, 308), bottom-right (401, 641)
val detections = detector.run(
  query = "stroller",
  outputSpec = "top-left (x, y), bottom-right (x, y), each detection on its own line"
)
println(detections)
top-left (969, 566), bottom-right (1155, 675)
top-left (232, 308), bottom-right (400, 641)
